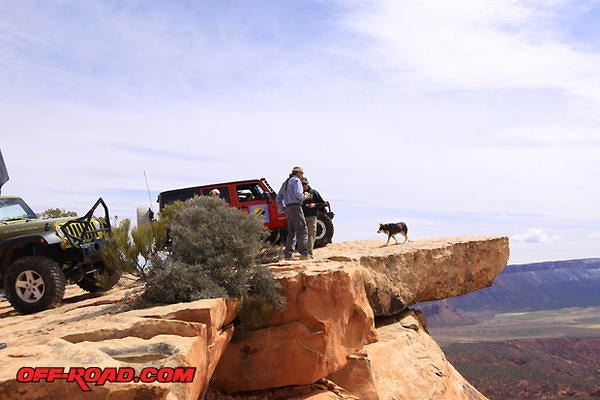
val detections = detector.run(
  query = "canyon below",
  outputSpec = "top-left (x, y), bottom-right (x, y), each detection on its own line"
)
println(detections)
top-left (420, 258), bottom-right (600, 400)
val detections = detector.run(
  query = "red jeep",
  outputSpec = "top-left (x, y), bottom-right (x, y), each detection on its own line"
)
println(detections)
top-left (157, 178), bottom-right (334, 248)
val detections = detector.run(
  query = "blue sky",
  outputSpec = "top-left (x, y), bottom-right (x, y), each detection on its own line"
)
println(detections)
top-left (1, 0), bottom-right (599, 264)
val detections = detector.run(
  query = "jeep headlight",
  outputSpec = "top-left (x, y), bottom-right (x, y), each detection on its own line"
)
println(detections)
top-left (55, 223), bottom-right (65, 238)
top-left (93, 218), bottom-right (109, 237)
top-left (55, 223), bottom-right (70, 248)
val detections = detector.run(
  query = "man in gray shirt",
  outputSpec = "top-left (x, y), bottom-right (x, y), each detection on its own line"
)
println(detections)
top-left (276, 166), bottom-right (309, 260)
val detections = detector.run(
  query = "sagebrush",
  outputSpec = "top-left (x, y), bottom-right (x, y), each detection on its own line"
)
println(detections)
top-left (103, 196), bottom-right (285, 310)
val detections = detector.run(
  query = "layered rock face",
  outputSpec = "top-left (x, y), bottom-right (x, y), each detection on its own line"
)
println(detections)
top-left (328, 312), bottom-right (487, 400)
top-left (211, 264), bottom-right (377, 393)
top-left (0, 236), bottom-right (509, 399)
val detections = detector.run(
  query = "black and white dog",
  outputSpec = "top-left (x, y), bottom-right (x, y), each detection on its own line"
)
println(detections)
top-left (377, 222), bottom-right (409, 246)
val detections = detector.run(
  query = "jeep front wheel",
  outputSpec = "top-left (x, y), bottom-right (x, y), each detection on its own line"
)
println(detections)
top-left (4, 256), bottom-right (66, 314)
top-left (76, 262), bottom-right (121, 293)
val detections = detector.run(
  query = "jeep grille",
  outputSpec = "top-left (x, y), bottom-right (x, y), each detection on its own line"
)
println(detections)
top-left (60, 219), bottom-right (107, 248)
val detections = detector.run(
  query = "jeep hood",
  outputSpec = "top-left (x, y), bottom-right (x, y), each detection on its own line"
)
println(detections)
top-left (0, 217), bottom-right (73, 240)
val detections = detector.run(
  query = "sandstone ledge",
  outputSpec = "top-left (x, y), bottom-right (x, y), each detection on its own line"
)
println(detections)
top-left (319, 236), bottom-right (509, 315)
top-left (0, 235), bottom-right (509, 399)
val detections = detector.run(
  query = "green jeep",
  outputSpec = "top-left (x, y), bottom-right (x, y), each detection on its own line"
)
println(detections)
top-left (0, 196), bottom-right (119, 314)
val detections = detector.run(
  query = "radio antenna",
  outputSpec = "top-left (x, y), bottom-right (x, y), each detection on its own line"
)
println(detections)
top-left (144, 171), bottom-right (154, 212)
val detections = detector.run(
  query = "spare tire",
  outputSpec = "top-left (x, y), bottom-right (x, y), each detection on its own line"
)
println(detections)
top-left (314, 213), bottom-right (334, 248)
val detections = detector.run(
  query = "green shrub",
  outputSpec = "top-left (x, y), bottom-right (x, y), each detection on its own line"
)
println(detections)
top-left (102, 205), bottom-right (173, 279)
top-left (102, 218), bottom-right (141, 276)
top-left (232, 294), bottom-right (275, 341)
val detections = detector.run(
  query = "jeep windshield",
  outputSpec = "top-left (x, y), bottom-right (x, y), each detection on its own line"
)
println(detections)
top-left (0, 198), bottom-right (38, 222)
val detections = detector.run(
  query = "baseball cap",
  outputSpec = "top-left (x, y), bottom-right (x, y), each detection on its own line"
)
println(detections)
top-left (292, 166), bottom-right (304, 174)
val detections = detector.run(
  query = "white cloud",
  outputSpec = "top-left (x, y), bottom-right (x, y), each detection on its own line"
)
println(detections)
top-left (511, 228), bottom-right (561, 243)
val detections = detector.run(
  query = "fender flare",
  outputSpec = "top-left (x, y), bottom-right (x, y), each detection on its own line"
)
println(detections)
top-left (0, 233), bottom-right (61, 271)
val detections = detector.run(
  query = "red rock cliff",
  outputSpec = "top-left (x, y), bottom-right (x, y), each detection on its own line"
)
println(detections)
top-left (0, 236), bottom-right (509, 400)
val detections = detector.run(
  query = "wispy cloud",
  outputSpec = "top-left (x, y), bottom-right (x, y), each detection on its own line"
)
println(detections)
top-left (338, 0), bottom-right (600, 99)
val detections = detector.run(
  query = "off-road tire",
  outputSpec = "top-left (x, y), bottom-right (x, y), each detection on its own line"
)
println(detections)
top-left (4, 256), bottom-right (66, 314)
top-left (76, 262), bottom-right (121, 293)
top-left (315, 213), bottom-right (334, 248)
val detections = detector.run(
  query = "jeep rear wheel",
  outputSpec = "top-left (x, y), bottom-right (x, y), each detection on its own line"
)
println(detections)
top-left (4, 256), bottom-right (66, 314)
top-left (76, 262), bottom-right (121, 293)
top-left (315, 213), bottom-right (334, 248)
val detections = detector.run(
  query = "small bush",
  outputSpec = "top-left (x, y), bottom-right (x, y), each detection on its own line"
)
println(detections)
top-left (232, 294), bottom-right (275, 341)
top-left (256, 241), bottom-right (284, 264)
top-left (247, 264), bottom-right (286, 310)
